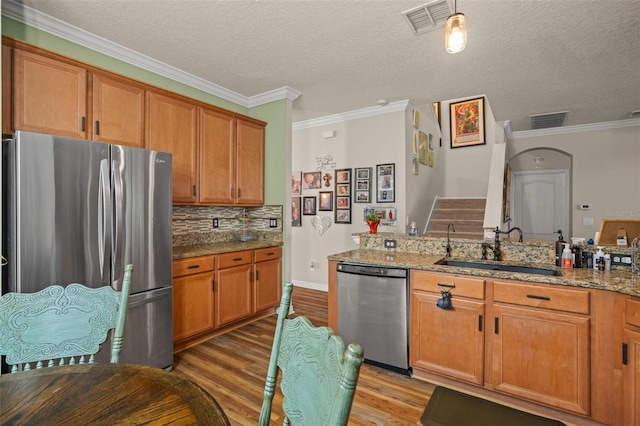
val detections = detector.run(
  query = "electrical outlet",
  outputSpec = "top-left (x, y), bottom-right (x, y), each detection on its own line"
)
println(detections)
top-left (212, 218), bottom-right (219, 228)
top-left (611, 254), bottom-right (632, 266)
top-left (384, 239), bottom-right (397, 249)
top-left (269, 218), bottom-right (278, 228)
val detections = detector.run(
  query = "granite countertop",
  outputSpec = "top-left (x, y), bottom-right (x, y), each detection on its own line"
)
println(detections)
top-left (329, 249), bottom-right (640, 297)
top-left (173, 241), bottom-right (282, 260)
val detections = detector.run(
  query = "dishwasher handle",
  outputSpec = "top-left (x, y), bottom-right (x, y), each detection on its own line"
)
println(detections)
top-left (337, 262), bottom-right (407, 279)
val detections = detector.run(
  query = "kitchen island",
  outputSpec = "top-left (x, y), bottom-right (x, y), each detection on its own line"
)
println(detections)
top-left (328, 233), bottom-right (639, 426)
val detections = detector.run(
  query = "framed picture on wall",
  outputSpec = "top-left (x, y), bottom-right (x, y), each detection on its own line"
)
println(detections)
top-left (376, 163), bottom-right (395, 203)
top-left (303, 196), bottom-right (316, 215)
top-left (354, 167), bottom-right (372, 204)
top-left (450, 97), bottom-right (486, 148)
top-left (291, 171), bottom-right (302, 195)
top-left (335, 209), bottom-right (351, 224)
top-left (302, 171), bottom-right (322, 189)
top-left (291, 197), bottom-right (301, 227)
top-left (319, 191), bottom-right (333, 211)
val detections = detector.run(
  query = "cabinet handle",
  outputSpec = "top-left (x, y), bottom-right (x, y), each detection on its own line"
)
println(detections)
top-left (211, 278), bottom-right (215, 292)
top-left (81, 116), bottom-right (86, 132)
top-left (231, 188), bottom-right (235, 198)
top-left (193, 185), bottom-right (197, 196)
top-left (494, 317), bottom-right (499, 334)
top-left (187, 265), bottom-right (200, 269)
top-left (266, 252), bottom-right (274, 256)
top-left (256, 270), bottom-right (259, 281)
top-left (95, 120), bottom-right (100, 135)
top-left (233, 257), bottom-right (243, 262)
top-left (623, 342), bottom-right (628, 365)
top-left (478, 315), bottom-right (483, 332)
top-left (526, 294), bottom-right (551, 301)
top-left (238, 188), bottom-right (241, 198)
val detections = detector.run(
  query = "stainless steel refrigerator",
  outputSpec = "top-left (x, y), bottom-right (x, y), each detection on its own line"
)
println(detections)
top-left (2, 130), bottom-right (173, 369)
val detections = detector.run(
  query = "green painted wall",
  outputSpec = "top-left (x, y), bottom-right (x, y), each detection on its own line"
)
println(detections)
top-left (2, 17), bottom-right (286, 207)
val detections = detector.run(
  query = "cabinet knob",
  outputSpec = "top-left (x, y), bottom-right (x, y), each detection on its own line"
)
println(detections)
top-left (95, 120), bottom-right (100, 135)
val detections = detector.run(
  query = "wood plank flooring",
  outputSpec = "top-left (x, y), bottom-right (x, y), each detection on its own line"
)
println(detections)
top-left (172, 286), bottom-right (436, 425)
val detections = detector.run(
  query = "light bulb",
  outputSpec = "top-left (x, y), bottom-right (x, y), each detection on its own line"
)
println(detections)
top-left (445, 13), bottom-right (467, 54)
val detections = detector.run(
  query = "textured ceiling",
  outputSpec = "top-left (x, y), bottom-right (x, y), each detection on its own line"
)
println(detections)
top-left (12, 0), bottom-right (640, 131)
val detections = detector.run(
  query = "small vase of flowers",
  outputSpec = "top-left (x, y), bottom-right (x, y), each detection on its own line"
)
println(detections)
top-left (365, 212), bottom-right (380, 234)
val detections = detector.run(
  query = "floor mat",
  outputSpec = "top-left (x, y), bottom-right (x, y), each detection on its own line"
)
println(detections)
top-left (420, 386), bottom-right (566, 426)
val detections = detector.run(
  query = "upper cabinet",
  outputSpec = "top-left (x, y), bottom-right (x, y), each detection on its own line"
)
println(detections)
top-left (12, 49), bottom-right (87, 139)
top-left (147, 91), bottom-right (198, 203)
top-left (92, 73), bottom-right (145, 148)
top-left (2, 38), bottom-right (266, 206)
top-left (199, 107), bottom-right (265, 205)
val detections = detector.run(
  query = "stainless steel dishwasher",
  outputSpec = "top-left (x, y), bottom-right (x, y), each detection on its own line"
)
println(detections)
top-left (336, 262), bottom-right (409, 375)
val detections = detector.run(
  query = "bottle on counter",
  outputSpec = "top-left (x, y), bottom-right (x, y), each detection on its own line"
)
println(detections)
top-left (555, 230), bottom-right (565, 267)
top-left (562, 243), bottom-right (573, 268)
top-left (408, 222), bottom-right (418, 236)
top-left (604, 254), bottom-right (611, 271)
top-left (571, 237), bottom-right (584, 268)
top-left (594, 247), bottom-right (605, 271)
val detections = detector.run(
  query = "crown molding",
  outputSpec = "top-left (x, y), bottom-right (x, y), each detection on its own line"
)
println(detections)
top-left (1, 0), bottom-right (297, 109)
top-left (292, 100), bottom-right (411, 131)
top-left (507, 117), bottom-right (640, 139)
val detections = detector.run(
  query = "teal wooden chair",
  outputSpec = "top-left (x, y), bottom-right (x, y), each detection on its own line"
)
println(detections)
top-left (0, 264), bottom-right (133, 373)
top-left (259, 282), bottom-right (364, 426)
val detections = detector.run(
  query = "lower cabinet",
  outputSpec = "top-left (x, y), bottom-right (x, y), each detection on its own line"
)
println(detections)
top-left (623, 299), bottom-right (640, 425)
top-left (410, 270), bottom-right (485, 385)
top-left (216, 250), bottom-right (253, 327)
top-left (173, 247), bottom-right (282, 348)
top-left (172, 256), bottom-right (216, 342)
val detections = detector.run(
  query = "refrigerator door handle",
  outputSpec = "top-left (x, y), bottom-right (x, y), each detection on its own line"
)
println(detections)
top-left (98, 159), bottom-right (112, 283)
top-left (112, 160), bottom-right (125, 282)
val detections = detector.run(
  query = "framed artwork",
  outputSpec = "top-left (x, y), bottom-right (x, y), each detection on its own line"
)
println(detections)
top-left (319, 191), bottom-right (333, 211)
top-left (291, 171), bottom-right (302, 195)
top-left (450, 97), bottom-right (486, 148)
top-left (291, 197), bottom-right (301, 227)
top-left (413, 130), bottom-right (418, 155)
top-left (432, 101), bottom-right (441, 129)
top-left (335, 209), bottom-right (351, 224)
top-left (376, 163), bottom-right (395, 203)
top-left (336, 196), bottom-right (350, 209)
top-left (354, 167), bottom-right (372, 204)
top-left (412, 108), bottom-right (420, 128)
top-left (336, 183), bottom-right (350, 196)
top-left (302, 171), bottom-right (322, 189)
top-left (412, 155), bottom-right (418, 175)
top-left (303, 196), bottom-right (316, 215)
top-left (419, 131), bottom-right (428, 165)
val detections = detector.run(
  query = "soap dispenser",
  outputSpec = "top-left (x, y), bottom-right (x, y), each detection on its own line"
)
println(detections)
top-left (555, 230), bottom-right (565, 267)
top-left (562, 243), bottom-right (573, 268)
top-left (593, 246), bottom-right (605, 270)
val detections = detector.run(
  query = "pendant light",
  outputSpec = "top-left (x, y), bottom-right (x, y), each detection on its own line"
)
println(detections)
top-left (445, 0), bottom-right (467, 54)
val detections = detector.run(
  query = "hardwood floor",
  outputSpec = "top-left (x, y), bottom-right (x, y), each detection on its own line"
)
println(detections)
top-left (172, 286), bottom-right (436, 425)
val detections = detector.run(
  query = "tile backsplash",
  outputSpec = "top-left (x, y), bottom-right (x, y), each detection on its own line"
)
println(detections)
top-left (172, 205), bottom-right (283, 246)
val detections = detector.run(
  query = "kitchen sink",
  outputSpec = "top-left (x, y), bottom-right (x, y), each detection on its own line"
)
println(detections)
top-left (436, 259), bottom-right (562, 276)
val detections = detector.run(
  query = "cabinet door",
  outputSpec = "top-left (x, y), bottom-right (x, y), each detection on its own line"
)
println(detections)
top-left (173, 271), bottom-right (215, 342)
top-left (235, 117), bottom-right (265, 205)
top-left (492, 304), bottom-right (590, 415)
top-left (216, 264), bottom-right (253, 327)
top-left (92, 73), bottom-right (145, 147)
top-left (198, 107), bottom-right (235, 204)
top-left (2, 45), bottom-right (12, 135)
top-left (147, 91), bottom-right (197, 203)
top-left (410, 291), bottom-right (485, 385)
top-left (623, 329), bottom-right (640, 425)
top-left (254, 258), bottom-right (281, 312)
top-left (13, 49), bottom-right (87, 139)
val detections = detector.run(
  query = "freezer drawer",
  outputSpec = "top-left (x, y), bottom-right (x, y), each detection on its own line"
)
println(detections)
top-left (97, 287), bottom-right (173, 369)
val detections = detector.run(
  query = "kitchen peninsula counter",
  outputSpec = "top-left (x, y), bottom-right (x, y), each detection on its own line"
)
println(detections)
top-left (328, 248), bottom-right (640, 297)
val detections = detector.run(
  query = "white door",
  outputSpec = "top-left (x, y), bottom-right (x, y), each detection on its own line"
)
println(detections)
top-left (510, 170), bottom-right (569, 241)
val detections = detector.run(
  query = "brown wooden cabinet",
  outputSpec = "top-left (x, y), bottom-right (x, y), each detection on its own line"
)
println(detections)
top-left (253, 247), bottom-right (282, 312)
top-left (92, 73), bottom-right (145, 148)
top-left (172, 256), bottom-right (216, 342)
top-left (12, 48), bottom-right (87, 139)
top-left (410, 271), bottom-right (485, 385)
top-left (2, 45), bottom-right (12, 135)
top-left (491, 281), bottom-right (591, 415)
top-left (215, 250), bottom-right (253, 327)
top-left (623, 298), bottom-right (640, 425)
top-left (147, 91), bottom-right (198, 203)
top-left (198, 107), bottom-right (265, 205)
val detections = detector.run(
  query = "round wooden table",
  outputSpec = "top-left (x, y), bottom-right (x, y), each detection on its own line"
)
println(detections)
top-left (0, 363), bottom-right (230, 425)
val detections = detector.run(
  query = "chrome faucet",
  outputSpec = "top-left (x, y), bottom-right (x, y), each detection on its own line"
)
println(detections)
top-left (490, 226), bottom-right (524, 261)
top-left (446, 223), bottom-right (456, 257)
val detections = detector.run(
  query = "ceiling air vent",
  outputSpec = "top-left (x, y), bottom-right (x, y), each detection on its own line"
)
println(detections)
top-left (402, 0), bottom-right (454, 35)
top-left (529, 111), bottom-right (569, 130)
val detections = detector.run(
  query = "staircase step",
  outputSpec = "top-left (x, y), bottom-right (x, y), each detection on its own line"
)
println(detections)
top-left (431, 208), bottom-right (485, 221)
top-left (425, 231), bottom-right (484, 239)
top-left (436, 198), bottom-right (486, 210)
top-left (429, 219), bottom-right (484, 233)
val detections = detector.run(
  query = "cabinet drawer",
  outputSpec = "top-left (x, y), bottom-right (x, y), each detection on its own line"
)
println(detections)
top-left (218, 250), bottom-right (252, 269)
top-left (411, 270), bottom-right (485, 300)
top-left (493, 281), bottom-right (590, 315)
top-left (254, 246), bottom-right (282, 263)
top-left (173, 255), bottom-right (215, 277)
top-left (626, 298), bottom-right (640, 328)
